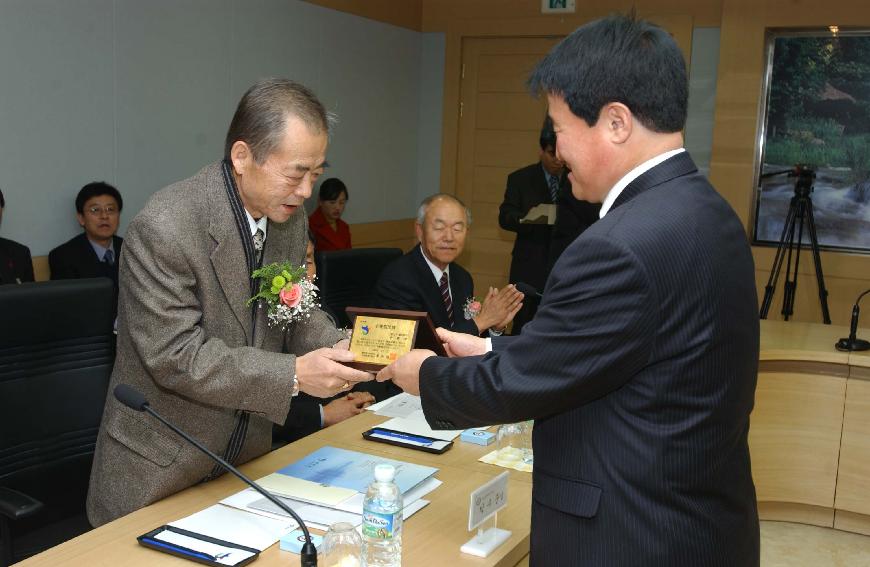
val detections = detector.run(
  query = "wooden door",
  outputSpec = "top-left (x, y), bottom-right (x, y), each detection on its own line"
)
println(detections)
top-left (454, 37), bottom-right (562, 295)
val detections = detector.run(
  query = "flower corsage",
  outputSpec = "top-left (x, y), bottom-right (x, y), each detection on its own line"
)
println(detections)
top-left (247, 262), bottom-right (319, 329)
top-left (463, 296), bottom-right (482, 320)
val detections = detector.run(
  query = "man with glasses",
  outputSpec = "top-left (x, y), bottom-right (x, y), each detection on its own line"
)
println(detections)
top-left (49, 181), bottom-right (124, 315)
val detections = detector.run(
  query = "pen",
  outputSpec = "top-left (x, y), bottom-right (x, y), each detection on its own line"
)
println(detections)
top-left (372, 428), bottom-right (435, 445)
top-left (142, 537), bottom-right (218, 561)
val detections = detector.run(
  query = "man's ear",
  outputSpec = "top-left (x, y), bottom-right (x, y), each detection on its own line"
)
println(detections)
top-left (414, 222), bottom-right (423, 243)
top-left (601, 102), bottom-right (633, 145)
top-left (76, 213), bottom-right (85, 228)
top-left (229, 141), bottom-right (253, 176)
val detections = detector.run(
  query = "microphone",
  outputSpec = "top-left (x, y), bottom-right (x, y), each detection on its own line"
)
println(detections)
top-left (113, 384), bottom-right (318, 566)
top-left (514, 282), bottom-right (543, 300)
top-left (836, 289), bottom-right (870, 352)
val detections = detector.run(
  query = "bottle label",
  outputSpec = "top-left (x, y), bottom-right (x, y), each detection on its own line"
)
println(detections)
top-left (362, 510), bottom-right (399, 540)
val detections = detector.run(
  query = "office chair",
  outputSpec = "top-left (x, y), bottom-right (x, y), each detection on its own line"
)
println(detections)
top-left (314, 247), bottom-right (402, 328)
top-left (0, 278), bottom-right (115, 566)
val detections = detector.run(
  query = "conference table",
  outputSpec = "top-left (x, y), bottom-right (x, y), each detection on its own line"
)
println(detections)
top-left (17, 411), bottom-right (532, 567)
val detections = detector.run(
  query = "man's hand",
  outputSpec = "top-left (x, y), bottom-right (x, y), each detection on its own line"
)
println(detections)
top-left (475, 285), bottom-right (523, 333)
top-left (333, 338), bottom-right (350, 350)
top-left (322, 391), bottom-right (375, 427)
top-left (295, 347), bottom-right (373, 398)
top-left (376, 349), bottom-right (436, 396)
top-left (435, 327), bottom-right (487, 357)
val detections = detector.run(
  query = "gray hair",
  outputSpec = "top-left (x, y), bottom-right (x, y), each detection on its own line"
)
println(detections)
top-left (224, 78), bottom-right (337, 163)
top-left (416, 193), bottom-right (472, 226)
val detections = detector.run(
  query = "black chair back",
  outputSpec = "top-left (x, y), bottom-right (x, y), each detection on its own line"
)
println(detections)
top-left (0, 278), bottom-right (115, 564)
top-left (314, 248), bottom-right (402, 328)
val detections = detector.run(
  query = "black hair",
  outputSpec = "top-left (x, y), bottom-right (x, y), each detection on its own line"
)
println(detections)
top-left (539, 115), bottom-right (557, 150)
top-left (528, 14), bottom-right (687, 133)
top-left (75, 182), bottom-right (123, 214)
top-left (318, 178), bottom-right (348, 202)
top-left (0, 187), bottom-right (4, 209)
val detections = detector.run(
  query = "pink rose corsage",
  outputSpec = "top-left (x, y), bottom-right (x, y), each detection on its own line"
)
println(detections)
top-left (463, 297), bottom-right (482, 320)
top-left (248, 261), bottom-right (319, 329)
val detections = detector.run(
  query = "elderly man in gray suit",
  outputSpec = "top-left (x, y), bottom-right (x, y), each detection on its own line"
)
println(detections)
top-left (87, 79), bottom-right (372, 526)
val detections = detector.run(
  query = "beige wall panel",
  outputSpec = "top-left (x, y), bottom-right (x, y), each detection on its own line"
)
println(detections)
top-left (473, 166), bottom-right (517, 205)
top-left (758, 502), bottom-right (834, 527)
top-left (471, 271), bottom-right (513, 296)
top-left (835, 510), bottom-right (870, 537)
top-left (474, 130), bottom-right (540, 169)
top-left (471, 202), bottom-right (515, 242)
top-left (459, 237), bottom-right (513, 278)
top-left (476, 93), bottom-right (548, 131)
top-left (32, 256), bottom-right (49, 282)
top-left (749, 371), bottom-right (845, 507)
top-left (351, 218), bottom-right (416, 246)
top-left (301, 0), bottom-right (421, 31)
top-left (835, 379), bottom-right (870, 515)
top-left (477, 54), bottom-right (554, 93)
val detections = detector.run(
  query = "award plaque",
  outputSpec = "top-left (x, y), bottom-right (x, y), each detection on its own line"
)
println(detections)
top-left (344, 307), bottom-right (447, 371)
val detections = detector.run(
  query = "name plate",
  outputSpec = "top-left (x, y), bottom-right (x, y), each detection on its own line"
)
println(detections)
top-left (345, 307), bottom-right (446, 371)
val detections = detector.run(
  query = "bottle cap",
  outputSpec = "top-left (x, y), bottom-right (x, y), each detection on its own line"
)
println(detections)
top-left (374, 463), bottom-right (396, 482)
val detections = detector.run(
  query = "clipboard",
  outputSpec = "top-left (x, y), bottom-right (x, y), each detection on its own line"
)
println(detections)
top-left (138, 525), bottom-right (260, 566)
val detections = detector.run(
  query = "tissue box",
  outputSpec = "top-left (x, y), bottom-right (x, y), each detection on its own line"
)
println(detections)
top-left (461, 429), bottom-right (495, 446)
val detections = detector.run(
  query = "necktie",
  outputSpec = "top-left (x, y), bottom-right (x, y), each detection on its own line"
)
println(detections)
top-left (252, 228), bottom-right (265, 264)
top-left (440, 272), bottom-right (454, 327)
top-left (548, 175), bottom-right (561, 203)
top-left (103, 249), bottom-right (114, 265)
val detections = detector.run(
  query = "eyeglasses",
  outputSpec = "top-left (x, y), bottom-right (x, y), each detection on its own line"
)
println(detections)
top-left (85, 205), bottom-right (119, 216)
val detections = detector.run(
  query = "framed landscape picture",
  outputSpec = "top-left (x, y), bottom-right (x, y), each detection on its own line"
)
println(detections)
top-left (752, 28), bottom-right (870, 253)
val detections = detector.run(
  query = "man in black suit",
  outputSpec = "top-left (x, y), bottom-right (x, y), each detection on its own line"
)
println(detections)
top-left (498, 117), bottom-right (567, 334)
top-left (372, 193), bottom-right (522, 337)
top-left (0, 187), bottom-right (34, 285)
top-left (379, 15), bottom-right (759, 567)
top-left (49, 182), bottom-right (124, 315)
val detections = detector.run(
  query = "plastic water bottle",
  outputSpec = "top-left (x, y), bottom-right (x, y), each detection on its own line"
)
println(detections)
top-left (362, 463), bottom-right (403, 567)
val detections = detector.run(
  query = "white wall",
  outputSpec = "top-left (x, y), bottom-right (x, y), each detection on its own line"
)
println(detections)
top-left (0, 0), bottom-right (445, 255)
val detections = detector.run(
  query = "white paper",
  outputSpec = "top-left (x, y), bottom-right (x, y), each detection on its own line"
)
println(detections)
top-left (379, 416), bottom-right (462, 441)
top-left (366, 392), bottom-right (422, 418)
top-left (154, 530), bottom-right (256, 566)
top-left (168, 504), bottom-right (295, 552)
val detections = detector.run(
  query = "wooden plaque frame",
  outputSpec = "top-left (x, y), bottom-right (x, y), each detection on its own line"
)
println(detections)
top-left (344, 307), bottom-right (447, 371)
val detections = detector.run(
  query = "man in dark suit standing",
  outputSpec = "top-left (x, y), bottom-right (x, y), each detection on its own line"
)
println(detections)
top-left (0, 187), bottom-right (35, 285)
top-left (379, 14), bottom-right (760, 567)
top-left (498, 117), bottom-right (567, 334)
top-left (372, 194), bottom-right (522, 337)
top-left (49, 182), bottom-right (124, 315)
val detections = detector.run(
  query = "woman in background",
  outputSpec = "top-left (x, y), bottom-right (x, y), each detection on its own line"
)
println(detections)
top-left (309, 178), bottom-right (351, 251)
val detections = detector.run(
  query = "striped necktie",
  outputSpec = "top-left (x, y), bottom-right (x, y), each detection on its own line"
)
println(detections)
top-left (548, 175), bottom-right (560, 203)
top-left (252, 228), bottom-right (265, 265)
top-left (440, 272), bottom-right (454, 327)
top-left (103, 249), bottom-right (114, 265)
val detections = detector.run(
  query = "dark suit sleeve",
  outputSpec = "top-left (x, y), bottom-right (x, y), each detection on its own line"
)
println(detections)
top-left (371, 262), bottom-right (425, 312)
top-left (419, 234), bottom-right (656, 428)
top-left (273, 394), bottom-right (322, 443)
top-left (449, 268), bottom-right (482, 336)
top-left (498, 170), bottom-right (534, 235)
top-left (48, 246), bottom-right (75, 280)
top-left (20, 247), bottom-right (34, 282)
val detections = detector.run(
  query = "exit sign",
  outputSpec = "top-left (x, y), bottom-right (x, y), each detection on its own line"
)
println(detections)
top-left (541, 0), bottom-right (576, 14)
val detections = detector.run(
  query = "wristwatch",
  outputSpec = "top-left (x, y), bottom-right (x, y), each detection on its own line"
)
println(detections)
top-left (291, 374), bottom-right (300, 397)
top-left (489, 327), bottom-right (505, 337)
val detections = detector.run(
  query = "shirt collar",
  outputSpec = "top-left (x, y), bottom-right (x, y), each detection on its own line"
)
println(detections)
top-left (598, 148), bottom-right (685, 218)
top-left (87, 236), bottom-right (114, 259)
top-left (419, 246), bottom-right (450, 285)
top-left (244, 209), bottom-right (269, 238)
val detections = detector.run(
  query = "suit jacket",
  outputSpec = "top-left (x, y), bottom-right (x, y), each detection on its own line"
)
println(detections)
top-left (419, 152), bottom-right (760, 566)
top-left (548, 183), bottom-right (600, 271)
top-left (87, 162), bottom-right (345, 526)
top-left (371, 244), bottom-right (478, 336)
top-left (49, 232), bottom-right (123, 316)
top-left (0, 237), bottom-right (34, 285)
top-left (498, 162), bottom-right (554, 291)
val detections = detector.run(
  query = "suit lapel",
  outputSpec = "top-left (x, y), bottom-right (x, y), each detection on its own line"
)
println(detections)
top-left (208, 177), bottom-right (252, 345)
top-left (411, 245), bottom-right (449, 327)
top-left (610, 151), bottom-right (698, 212)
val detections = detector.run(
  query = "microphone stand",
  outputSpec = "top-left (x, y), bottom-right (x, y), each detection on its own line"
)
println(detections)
top-left (836, 289), bottom-right (870, 352)
top-left (115, 385), bottom-right (318, 566)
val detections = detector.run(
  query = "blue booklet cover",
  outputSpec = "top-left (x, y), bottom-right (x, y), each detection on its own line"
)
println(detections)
top-left (276, 446), bottom-right (438, 494)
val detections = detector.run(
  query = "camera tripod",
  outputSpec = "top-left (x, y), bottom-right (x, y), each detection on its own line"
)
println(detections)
top-left (759, 165), bottom-right (831, 324)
